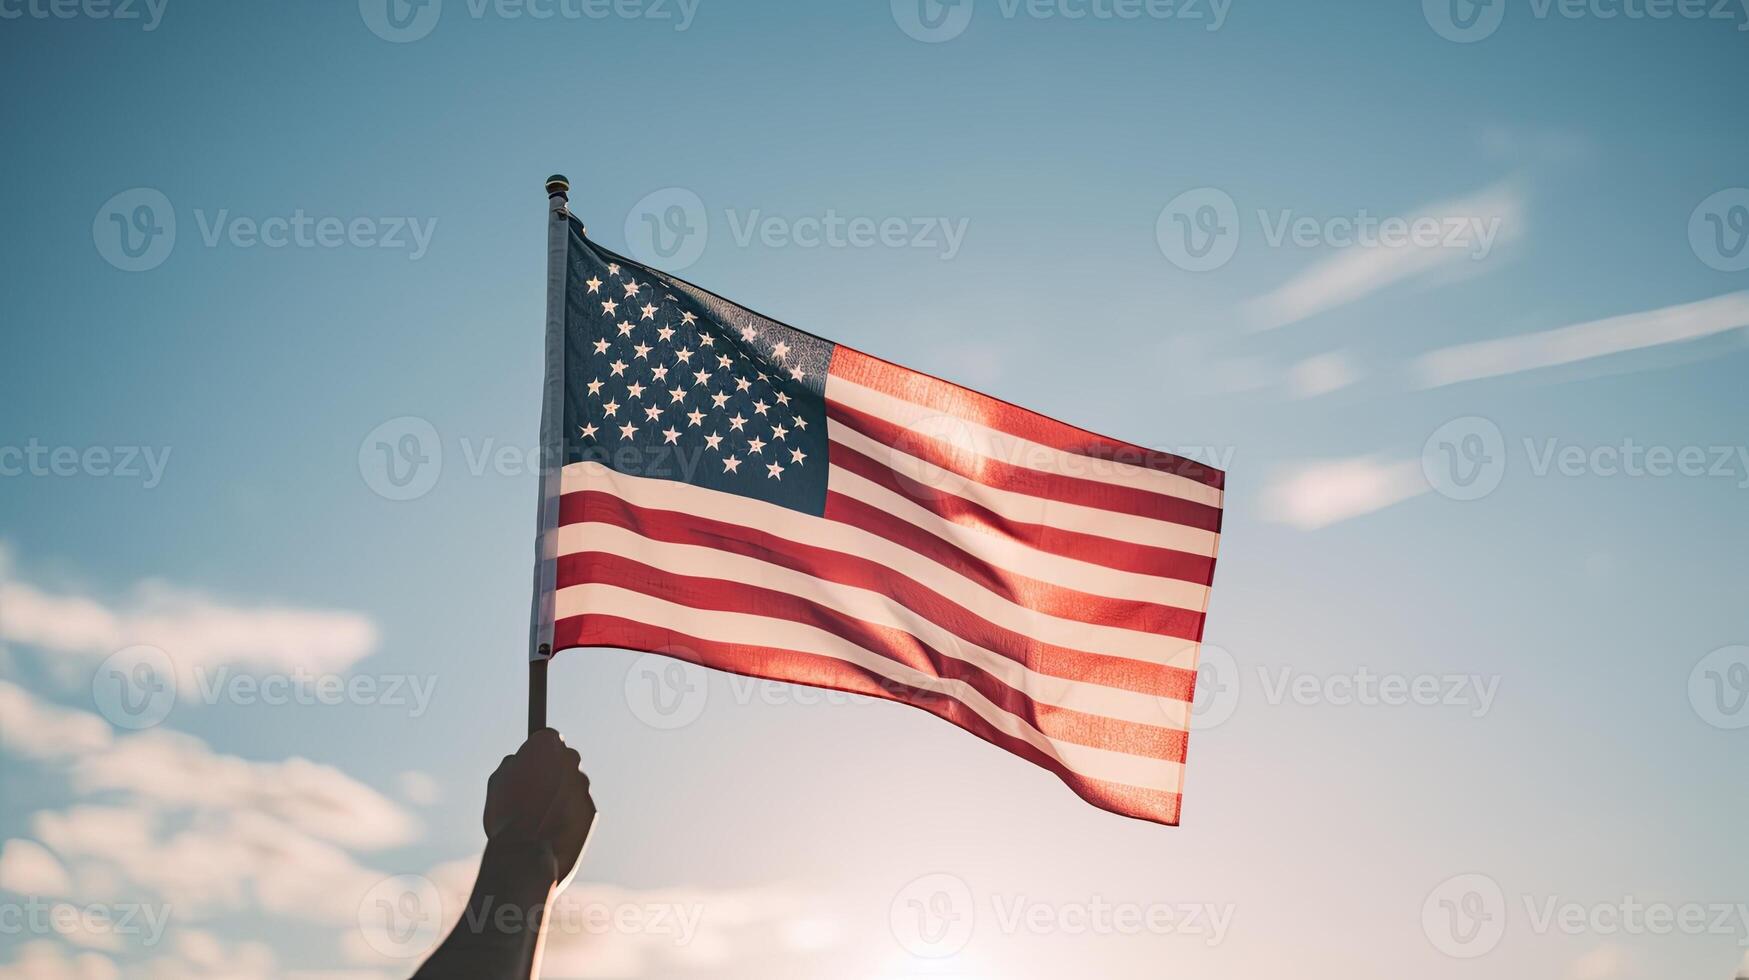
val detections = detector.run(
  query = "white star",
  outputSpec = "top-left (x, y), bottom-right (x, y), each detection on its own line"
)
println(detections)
top-left (657, 325), bottom-right (676, 342)
top-left (722, 454), bottom-right (741, 473)
top-left (766, 461), bottom-right (784, 480)
top-left (622, 280), bottom-right (641, 298)
top-left (651, 365), bottom-right (669, 382)
top-left (710, 392), bottom-right (730, 409)
top-left (617, 320), bottom-right (635, 337)
top-left (789, 367), bottom-right (806, 381)
top-left (661, 426), bottom-right (681, 445)
top-left (579, 423), bottom-right (598, 439)
top-left (728, 413), bottom-right (747, 431)
top-left (752, 399), bottom-right (770, 416)
top-left (704, 431), bottom-right (724, 450)
top-left (585, 276), bottom-right (602, 293)
top-left (592, 338), bottom-right (610, 355)
top-left (669, 387), bottom-right (688, 404)
top-left (693, 369), bottom-right (713, 387)
top-left (626, 381), bottom-right (646, 400)
top-left (607, 263), bottom-right (620, 276)
top-left (609, 359), bottom-right (628, 377)
top-left (770, 423), bottom-right (788, 441)
top-left (618, 422), bottom-right (638, 441)
top-left (601, 299), bottom-right (617, 315)
top-left (640, 303), bottom-right (657, 321)
top-left (674, 347), bottom-right (694, 365)
top-left (771, 341), bottom-right (790, 361)
top-left (681, 312), bottom-right (697, 326)
top-left (789, 448), bottom-right (806, 465)
top-left (643, 405), bottom-right (664, 422)
top-left (717, 354), bottom-right (733, 369)
top-left (775, 392), bottom-right (790, 406)
top-left (734, 376), bottom-right (751, 392)
top-left (633, 342), bottom-right (652, 360)
top-left (792, 415), bottom-right (808, 430)
top-left (602, 399), bottom-right (620, 417)
top-left (747, 436), bottom-right (766, 455)
top-left (686, 409), bottom-right (705, 427)
top-left (586, 378), bottom-right (604, 396)
top-left (698, 333), bottom-right (714, 347)
top-left (740, 325), bottom-right (757, 343)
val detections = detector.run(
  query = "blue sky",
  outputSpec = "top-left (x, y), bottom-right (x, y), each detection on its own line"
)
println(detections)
top-left (1, 0), bottom-right (1747, 977)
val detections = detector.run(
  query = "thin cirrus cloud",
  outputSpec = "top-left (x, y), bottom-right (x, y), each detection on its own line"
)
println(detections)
top-left (1242, 182), bottom-right (1525, 332)
top-left (1260, 456), bottom-right (1428, 530)
top-left (1412, 290), bottom-right (1749, 388)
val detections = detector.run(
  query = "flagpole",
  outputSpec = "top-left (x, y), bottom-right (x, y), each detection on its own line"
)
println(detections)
top-left (529, 173), bottom-right (571, 736)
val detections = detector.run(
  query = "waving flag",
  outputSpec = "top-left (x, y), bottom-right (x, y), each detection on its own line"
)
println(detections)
top-left (530, 207), bottom-right (1224, 825)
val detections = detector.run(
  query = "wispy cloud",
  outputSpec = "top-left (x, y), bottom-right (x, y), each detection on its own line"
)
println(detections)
top-left (0, 566), bottom-right (377, 695)
top-left (1413, 290), bottom-right (1749, 388)
top-left (1260, 456), bottom-right (1427, 530)
top-left (1286, 351), bottom-right (1361, 398)
top-left (1242, 182), bottom-right (1524, 331)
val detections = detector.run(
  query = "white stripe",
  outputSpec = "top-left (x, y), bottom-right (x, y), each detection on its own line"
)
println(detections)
top-left (556, 581), bottom-right (1187, 793)
top-left (567, 520), bottom-right (1193, 729)
top-left (560, 463), bottom-right (1201, 668)
top-left (828, 420), bottom-right (1219, 558)
top-left (829, 374), bottom-right (1224, 509)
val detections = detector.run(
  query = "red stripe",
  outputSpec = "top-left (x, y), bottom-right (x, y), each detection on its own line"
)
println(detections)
top-left (563, 550), bottom-right (1190, 761)
top-left (554, 613), bottom-right (1184, 825)
top-left (557, 489), bottom-right (1200, 700)
top-left (823, 492), bottom-right (1207, 642)
top-left (826, 400), bottom-right (1222, 533)
top-left (830, 346), bottom-right (1225, 491)
top-left (830, 439), bottom-right (1217, 584)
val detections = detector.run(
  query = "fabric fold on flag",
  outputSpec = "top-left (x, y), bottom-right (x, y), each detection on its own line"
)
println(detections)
top-left (534, 215), bottom-right (1224, 825)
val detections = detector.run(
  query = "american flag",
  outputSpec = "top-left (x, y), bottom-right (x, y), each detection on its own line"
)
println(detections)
top-left (531, 218), bottom-right (1224, 825)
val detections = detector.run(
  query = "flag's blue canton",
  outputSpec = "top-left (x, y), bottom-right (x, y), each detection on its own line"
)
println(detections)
top-left (561, 231), bottom-right (833, 515)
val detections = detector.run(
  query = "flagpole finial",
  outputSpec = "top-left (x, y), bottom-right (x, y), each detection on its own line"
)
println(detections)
top-left (546, 174), bottom-right (570, 199)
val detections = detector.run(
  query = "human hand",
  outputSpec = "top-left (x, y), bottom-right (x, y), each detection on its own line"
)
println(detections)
top-left (482, 728), bottom-right (597, 881)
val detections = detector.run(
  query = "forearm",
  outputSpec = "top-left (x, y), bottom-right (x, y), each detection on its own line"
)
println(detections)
top-left (413, 839), bottom-right (559, 980)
